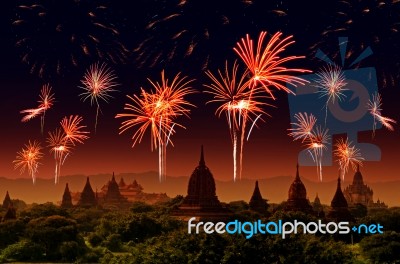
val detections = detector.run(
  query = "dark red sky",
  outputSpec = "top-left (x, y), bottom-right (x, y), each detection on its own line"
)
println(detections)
top-left (0, 0), bottom-right (399, 184)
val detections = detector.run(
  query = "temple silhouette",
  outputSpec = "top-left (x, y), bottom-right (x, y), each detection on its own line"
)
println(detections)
top-left (284, 164), bottom-right (314, 214)
top-left (172, 146), bottom-right (232, 221)
top-left (327, 176), bottom-right (353, 222)
top-left (249, 181), bottom-right (269, 214)
top-left (343, 166), bottom-right (387, 208)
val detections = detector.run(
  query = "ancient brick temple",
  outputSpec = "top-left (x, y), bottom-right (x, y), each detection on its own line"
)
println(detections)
top-left (249, 181), bottom-right (268, 214)
top-left (343, 166), bottom-right (387, 208)
top-left (172, 146), bottom-right (232, 221)
top-left (77, 177), bottom-right (97, 208)
top-left (100, 173), bottom-right (130, 209)
top-left (327, 177), bottom-right (353, 222)
top-left (284, 164), bottom-right (314, 214)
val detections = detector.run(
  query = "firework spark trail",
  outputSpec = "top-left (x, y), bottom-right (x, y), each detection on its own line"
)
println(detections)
top-left (47, 128), bottom-right (73, 184)
top-left (204, 61), bottom-right (268, 181)
top-left (305, 126), bottom-right (330, 181)
top-left (367, 92), bottom-right (396, 137)
top-left (38, 84), bottom-right (55, 134)
top-left (79, 62), bottom-right (119, 132)
top-left (233, 31), bottom-right (310, 99)
top-left (20, 84), bottom-right (55, 133)
top-left (60, 115), bottom-right (90, 146)
top-left (288, 113), bottom-right (330, 181)
top-left (313, 65), bottom-right (347, 123)
top-left (13, 140), bottom-right (43, 184)
top-left (116, 71), bottom-right (195, 182)
top-left (334, 137), bottom-right (364, 180)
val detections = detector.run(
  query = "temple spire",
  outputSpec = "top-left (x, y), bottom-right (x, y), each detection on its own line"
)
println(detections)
top-left (296, 163), bottom-right (300, 179)
top-left (357, 164), bottom-right (360, 172)
top-left (199, 145), bottom-right (205, 166)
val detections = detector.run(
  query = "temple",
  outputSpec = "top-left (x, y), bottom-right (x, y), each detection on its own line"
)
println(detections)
top-left (327, 177), bottom-right (353, 221)
top-left (284, 164), bottom-right (314, 214)
top-left (100, 173), bottom-right (130, 209)
top-left (61, 183), bottom-right (73, 208)
top-left (249, 181), bottom-right (268, 214)
top-left (343, 166), bottom-right (387, 208)
top-left (77, 177), bottom-right (97, 207)
top-left (2, 191), bottom-right (11, 209)
top-left (172, 146), bottom-right (232, 221)
top-left (312, 193), bottom-right (325, 218)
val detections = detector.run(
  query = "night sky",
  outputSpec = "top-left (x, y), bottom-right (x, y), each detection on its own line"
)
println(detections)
top-left (0, 0), bottom-right (399, 183)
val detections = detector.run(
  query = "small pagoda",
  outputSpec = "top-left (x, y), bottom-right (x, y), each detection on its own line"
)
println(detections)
top-left (61, 183), bottom-right (73, 208)
top-left (249, 181), bottom-right (269, 214)
top-left (327, 177), bottom-right (353, 222)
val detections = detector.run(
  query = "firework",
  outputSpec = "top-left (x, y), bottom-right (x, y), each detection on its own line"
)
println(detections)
top-left (79, 62), bottom-right (119, 132)
top-left (47, 128), bottom-right (73, 184)
top-left (13, 1), bottom-right (129, 78)
top-left (204, 61), bottom-right (268, 181)
top-left (367, 92), bottom-right (396, 137)
top-left (314, 64), bottom-right (347, 123)
top-left (13, 140), bottom-right (43, 184)
top-left (233, 31), bottom-right (310, 99)
top-left (38, 84), bottom-right (55, 133)
top-left (288, 112), bottom-right (317, 142)
top-left (60, 115), bottom-right (90, 146)
top-left (334, 137), bottom-right (364, 180)
top-left (305, 126), bottom-right (330, 181)
top-left (116, 71), bottom-right (195, 182)
top-left (288, 113), bottom-right (330, 181)
top-left (20, 84), bottom-right (55, 133)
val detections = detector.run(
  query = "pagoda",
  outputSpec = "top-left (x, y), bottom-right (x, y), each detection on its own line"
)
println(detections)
top-left (327, 177), bottom-right (353, 221)
top-left (102, 173), bottom-right (130, 208)
top-left (2, 191), bottom-right (11, 209)
top-left (249, 181), bottom-right (268, 214)
top-left (172, 146), bottom-right (232, 221)
top-left (61, 183), bottom-right (73, 208)
top-left (77, 177), bottom-right (97, 207)
top-left (284, 164), bottom-right (314, 214)
top-left (3, 203), bottom-right (16, 221)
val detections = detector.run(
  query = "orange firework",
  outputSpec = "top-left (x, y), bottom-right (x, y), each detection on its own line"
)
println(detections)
top-left (367, 92), bottom-right (396, 137)
top-left (13, 140), bottom-right (43, 184)
top-left (20, 84), bottom-right (55, 133)
top-left (233, 31), bottom-right (310, 99)
top-left (305, 126), bottom-right (330, 181)
top-left (47, 128), bottom-right (73, 184)
top-left (60, 115), bottom-right (90, 146)
top-left (334, 138), bottom-right (364, 180)
top-left (204, 61), bottom-right (268, 181)
top-left (79, 62), bottom-right (119, 132)
top-left (116, 70), bottom-right (195, 182)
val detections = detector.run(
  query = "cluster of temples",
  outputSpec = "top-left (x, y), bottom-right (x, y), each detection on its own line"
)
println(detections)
top-left (0, 146), bottom-right (388, 221)
top-left (61, 174), bottom-right (169, 209)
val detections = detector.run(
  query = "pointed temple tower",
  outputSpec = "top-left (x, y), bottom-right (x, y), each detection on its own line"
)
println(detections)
top-left (77, 177), bottom-right (97, 207)
top-left (2, 191), bottom-right (12, 209)
top-left (172, 146), bottom-right (232, 221)
top-left (312, 193), bottom-right (325, 218)
top-left (327, 177), bottom-right (353, 221)
top-left (102, 173), bottom-right (129, 208)
top-left (249, 181), bottom-right (269, 214)
top-left (61, 183), bottom-right (73, 208)
top-left (284, 164), bottom-right (314, 214)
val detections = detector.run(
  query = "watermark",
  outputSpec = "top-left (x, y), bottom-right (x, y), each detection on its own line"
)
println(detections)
top-left (188, 217), bottom-right (383, 239)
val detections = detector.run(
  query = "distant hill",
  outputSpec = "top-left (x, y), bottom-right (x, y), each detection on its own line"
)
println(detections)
top-left (0, 172), bottom-right (399, 206)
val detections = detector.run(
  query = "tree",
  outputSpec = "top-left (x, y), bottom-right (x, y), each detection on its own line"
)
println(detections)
top-left (360, 231), bottom-right (400, 263)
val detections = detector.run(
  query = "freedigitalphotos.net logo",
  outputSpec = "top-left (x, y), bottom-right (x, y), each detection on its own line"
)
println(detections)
top-left (188, 217), bottom-right (383, 239)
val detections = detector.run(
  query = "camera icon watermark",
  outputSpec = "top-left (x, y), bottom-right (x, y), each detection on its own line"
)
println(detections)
top-left (288, 37), bottom-right (381, 166)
